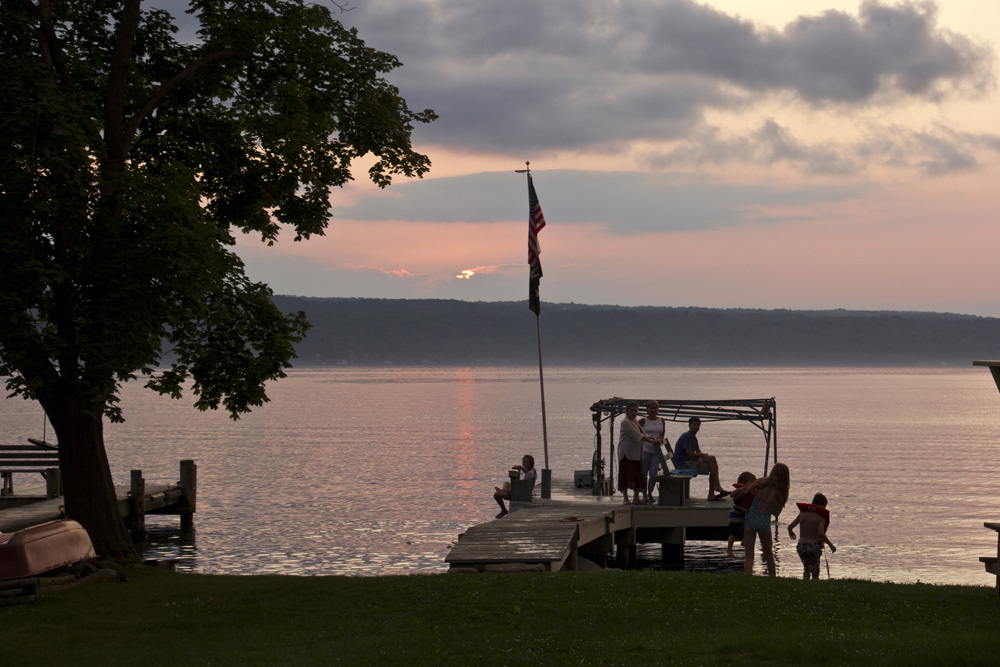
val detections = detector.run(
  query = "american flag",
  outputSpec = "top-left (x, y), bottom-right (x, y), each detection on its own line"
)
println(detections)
top-left (527, 174), bottom-right (546, 314)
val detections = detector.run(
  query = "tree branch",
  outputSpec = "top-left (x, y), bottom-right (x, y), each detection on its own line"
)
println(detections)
top-left (122, 49), bottom-right (244, 153)
top-left (102, 0), bottom-right (142, 242)
top-left (23, 0), bottom-right (73, 87)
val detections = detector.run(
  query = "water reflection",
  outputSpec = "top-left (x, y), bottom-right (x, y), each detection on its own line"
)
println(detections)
top-left (142, 518), bottom-right (198, 567)
top-left (3, 366), bottom-right (999, 585)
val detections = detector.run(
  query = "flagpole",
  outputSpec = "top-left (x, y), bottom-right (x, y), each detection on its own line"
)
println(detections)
top-left (535, 300), bottom-right (551, 499)
top-left (518, 161), bottom-right (551, 499)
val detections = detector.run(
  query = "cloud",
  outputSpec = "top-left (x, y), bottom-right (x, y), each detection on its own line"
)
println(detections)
top-left (145, 1), bottom-right (996, 172)
top-left (331, 169), bottom-right (867, 233)
top-left (859, 122), bottom-right (1000, 175)
top-left (355, 266), bottom-right (420, 279)
top-left (346, 0), bottom-right (993, 152)
top-left (639, 118), bottom-right (1000, 176)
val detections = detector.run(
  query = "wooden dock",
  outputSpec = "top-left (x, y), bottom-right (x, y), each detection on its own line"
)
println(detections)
top-left (0, 460), bottom-right (196, 537)
top-left (446, 479), bottom-right (732, 573)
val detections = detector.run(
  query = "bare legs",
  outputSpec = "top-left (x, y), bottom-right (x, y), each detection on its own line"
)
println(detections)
top-left (493, 487), bottom-right (509, 518)
top-left (759, 527), bottom-right (776, 576)
top-left (743, 529), bottom-right (757, 575)
top-left (744, 527), bottom-right (777, 576)
top-left (698, 454), bottom-right (726, 498)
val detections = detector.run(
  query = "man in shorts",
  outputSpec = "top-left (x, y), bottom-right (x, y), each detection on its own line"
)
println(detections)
top-left (671, 417), bottom-right (730, 501)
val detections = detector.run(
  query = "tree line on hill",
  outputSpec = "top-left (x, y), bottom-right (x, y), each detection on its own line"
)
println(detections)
top-left (272, 296), bottom-right (1000, 367)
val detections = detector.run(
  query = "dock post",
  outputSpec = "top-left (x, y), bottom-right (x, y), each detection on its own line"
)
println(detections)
top-left (179, 460), bottom-right (197, 532)
top-left (128, 469), bottom-right (146, 543)
top-left (44, 467), bottom-right (62, 499)
top-left (660, 528), bottom-right (685, 570)
top-left (566, 534), bottom-right (579, 572)
top-left (614, 522), bottom-right (638, 569)
top-left (614, 544), bottom-right (637, 568)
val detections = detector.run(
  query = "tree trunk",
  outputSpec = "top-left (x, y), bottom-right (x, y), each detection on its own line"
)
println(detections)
top-left (44, 386), bottom-right (137, 561)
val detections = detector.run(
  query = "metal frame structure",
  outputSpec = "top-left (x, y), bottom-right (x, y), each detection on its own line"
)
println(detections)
top-left (973, 360), bottom-right (1000, 394)
top-left (589, 397), bottom-right (777, 495)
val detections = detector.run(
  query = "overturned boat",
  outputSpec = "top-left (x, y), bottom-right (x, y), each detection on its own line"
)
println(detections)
top-left (0, 519), bottom-right (96, 581)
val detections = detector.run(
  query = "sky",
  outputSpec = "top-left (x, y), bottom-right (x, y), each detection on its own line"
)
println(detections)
top-left (173, 1), bottom-right (1000, 316)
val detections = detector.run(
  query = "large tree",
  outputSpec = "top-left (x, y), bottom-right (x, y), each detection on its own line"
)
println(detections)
top-left (0, 0), bottom-right (434, 558)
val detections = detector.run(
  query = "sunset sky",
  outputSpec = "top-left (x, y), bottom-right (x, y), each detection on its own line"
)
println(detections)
top-left (212, 1), bottom-right (1000, 316)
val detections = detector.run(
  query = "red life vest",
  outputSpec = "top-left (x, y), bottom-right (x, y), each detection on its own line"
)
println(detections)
top-left (795, 502), bottom-right (831, 545)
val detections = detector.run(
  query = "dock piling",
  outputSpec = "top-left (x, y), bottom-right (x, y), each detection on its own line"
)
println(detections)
top-left (179, 460), bottom-right (197, 532)
top-left (127, 469), bottom-right (146, 543)
top-left (44, 467), bottom-right (61, 499)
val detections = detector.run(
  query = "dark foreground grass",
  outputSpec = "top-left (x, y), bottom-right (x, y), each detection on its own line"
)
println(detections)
top-left (2, 567), bottom-right (998, 666)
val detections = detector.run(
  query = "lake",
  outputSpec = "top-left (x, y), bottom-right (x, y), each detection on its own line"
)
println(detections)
top-left (2, 366), bottom-right (999, 585)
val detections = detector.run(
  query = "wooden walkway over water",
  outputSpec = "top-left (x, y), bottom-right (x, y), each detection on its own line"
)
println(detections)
top-left (0, 461), bottom-right (196, 536)
top-left (446, 479), bottom-right (732, 573)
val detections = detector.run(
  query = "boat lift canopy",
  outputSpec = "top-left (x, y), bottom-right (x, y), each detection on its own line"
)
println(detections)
top-left (589, 397), bottom-right (777, 494)
top-left (973, 361), bottom-right (1000, 395)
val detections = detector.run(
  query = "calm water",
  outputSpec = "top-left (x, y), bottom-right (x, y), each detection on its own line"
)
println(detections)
top-left (3, 366), bottom-right (999, 586)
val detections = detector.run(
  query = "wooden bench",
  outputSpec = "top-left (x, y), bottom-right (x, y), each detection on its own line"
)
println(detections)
top-left (981, 522), bottom-right (1000, 596)
top-left (652, 439), bottom-right (696, 506)
top-left (0, 439), bottom-right (62, 498)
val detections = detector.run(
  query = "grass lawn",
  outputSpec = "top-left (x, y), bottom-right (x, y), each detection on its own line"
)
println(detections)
top-left (2, 567), bottom-right (998, 666)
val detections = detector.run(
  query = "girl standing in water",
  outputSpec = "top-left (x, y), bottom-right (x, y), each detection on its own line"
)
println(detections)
top-left (732, 462), bottom-right (790, 576)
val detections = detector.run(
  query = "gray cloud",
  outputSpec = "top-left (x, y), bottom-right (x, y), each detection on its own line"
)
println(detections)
top-left (331, 169), bottom-right (866, 233)
top-left (859, 122), bottom-right (1000, 175)
top-left (343, 0), bottom-right (993, 152)
top-left (143, 1), bottom-right (997, 171)
top-left (640, 118), bottom-right (1000, 176)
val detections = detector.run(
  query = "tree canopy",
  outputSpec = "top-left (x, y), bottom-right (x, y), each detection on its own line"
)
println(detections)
top-left (0, 0), bottom-right (434, 557)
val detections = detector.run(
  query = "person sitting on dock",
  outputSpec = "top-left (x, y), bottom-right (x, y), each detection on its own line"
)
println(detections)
top-left (493, 455), bottom-right (537, 518)
top-left (672, 417), bottom-right (730, 501)
top-left (618, 401), bottom-right (657, 505)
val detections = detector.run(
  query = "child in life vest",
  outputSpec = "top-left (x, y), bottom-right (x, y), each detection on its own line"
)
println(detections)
top-left (787, 492), bottom-right (837, 580)
top-left (726, 471), bottom-right (756, 558)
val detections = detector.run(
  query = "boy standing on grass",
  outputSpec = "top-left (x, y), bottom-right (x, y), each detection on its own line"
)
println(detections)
top-left (787, 492), bottom-right (837, 580)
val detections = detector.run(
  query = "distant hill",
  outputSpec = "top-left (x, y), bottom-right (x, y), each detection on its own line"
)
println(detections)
top-left (272, 296), bottom-right (1000, 367)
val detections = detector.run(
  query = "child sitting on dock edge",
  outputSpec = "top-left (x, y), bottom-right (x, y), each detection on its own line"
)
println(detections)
top-left (494, 455), bottom-right (537, 519)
